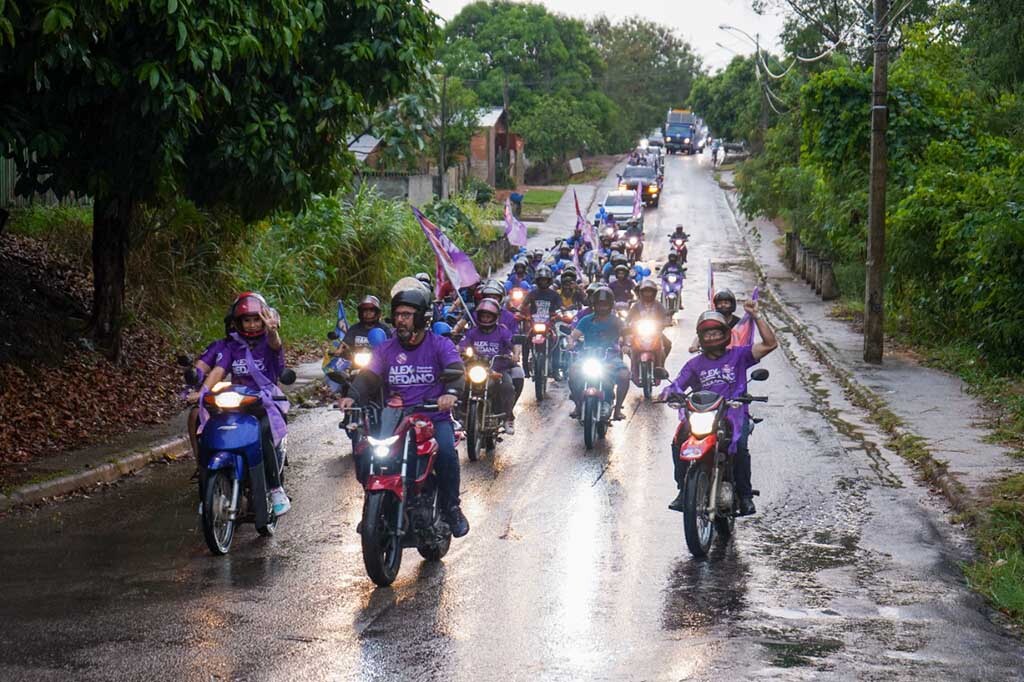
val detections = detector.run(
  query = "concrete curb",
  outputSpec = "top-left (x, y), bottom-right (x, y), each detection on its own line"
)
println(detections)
top-left (0, 375), bottom-right (325, 513)
top-left (720, 189), bottom-right (972, 516)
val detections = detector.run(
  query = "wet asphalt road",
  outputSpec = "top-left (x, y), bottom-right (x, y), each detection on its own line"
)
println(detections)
top-left (3, 155), bottom-right (1023, 681)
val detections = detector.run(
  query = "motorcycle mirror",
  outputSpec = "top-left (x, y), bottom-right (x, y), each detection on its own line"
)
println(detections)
top-left (441, 368), bottom-right (465, 383)
top-left (750, 369), bottom-right (770, 382)
top-left (327, 330), bottom-right (339, 341)
top-left (279, 368), bottom-right (297, 386)
top-left (176, 354), bottom-right (193, 367)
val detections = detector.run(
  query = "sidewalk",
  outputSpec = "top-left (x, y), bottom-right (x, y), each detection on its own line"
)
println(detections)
top-left (719, 171), bottom-right (1020, 512)
top-left (0, 361), bottom-right (324, 512)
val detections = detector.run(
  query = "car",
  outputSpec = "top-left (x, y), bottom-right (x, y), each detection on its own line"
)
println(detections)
top-left (648, 131), bottom-right (665, 150)
top-left (599, 190), bottom-right (644, 230)
top-left (618, 164), bottom-right (662, 207)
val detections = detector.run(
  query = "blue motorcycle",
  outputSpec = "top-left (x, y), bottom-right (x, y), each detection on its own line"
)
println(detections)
top-left (660, 269), bottom-right (685, 313)
top-left (188, 367), bottom-right (296, 555)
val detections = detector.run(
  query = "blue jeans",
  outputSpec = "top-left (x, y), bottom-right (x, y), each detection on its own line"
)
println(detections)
top-left (432, 420), bottom-right (461, 511)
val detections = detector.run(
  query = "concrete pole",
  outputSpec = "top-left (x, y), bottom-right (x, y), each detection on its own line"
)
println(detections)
top-left (864, 0), bottom-right (889, 363)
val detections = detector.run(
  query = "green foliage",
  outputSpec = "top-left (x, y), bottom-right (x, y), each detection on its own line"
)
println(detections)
top-left (689, 56), bottom-right (763, 142)
top-left (966, 474), bottom-right (1024, 623)
top-left (514, 94), bottom-right (601, 171)
top-left (462, 176), bottom-right (495, 205)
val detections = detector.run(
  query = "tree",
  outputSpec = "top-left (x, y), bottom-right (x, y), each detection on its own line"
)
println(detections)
top-left (0, 0), bottom-right (436, 359)
top-left (514, 95), bottom-right (601, 171)
top-left (589, 16), bottom-right (703, 149)
top-left (689, 56), bottom-right (763, 142)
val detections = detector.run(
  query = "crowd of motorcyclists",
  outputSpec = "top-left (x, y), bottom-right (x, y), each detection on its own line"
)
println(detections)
top-left (184, 146), bottom-right (778, 565)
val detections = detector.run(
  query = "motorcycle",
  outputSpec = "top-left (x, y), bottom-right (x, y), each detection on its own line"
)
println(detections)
top-left (186, 365), bottom-right (297, 555)
top-left (671, 236), bottom-right (688, 263)
top-left (660, 271), bottom-right (684, 313)
top-left (660, 368), bottom-right (769, 558)
top-left (347, 397), bottom-right (460, 586)
top-left (461, 349), bottom-right (513, 461)
top-left (325, 329), bottom-right (388, 452)
top-left (627, 317), bottom-right (669, 401)
top-left (578, 349), bottom-right (616, 450)
top-left (529, 313), bottom-right (558, 401)
top-left (553, 308), bottom-right (577, 380)
top-left (624, 234), bottom-right (643, 265)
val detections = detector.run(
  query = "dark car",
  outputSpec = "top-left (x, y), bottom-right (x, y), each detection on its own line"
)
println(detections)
top-left (618, 165), bottom-right (662, 207)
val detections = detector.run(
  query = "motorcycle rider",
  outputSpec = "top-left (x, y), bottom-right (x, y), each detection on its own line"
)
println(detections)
top-left (662, 304), bottom-right (778, 516)
top-left (623, 222), bottom-right (644, 261)
top-left (601, 251), bottom-right (627, 281)
top-left (473, 279), bottom-right (527, 404)
top-left (458, 299), bottom-right (519, 435)
top-left (688, 288), bottom-right (742, 352)
top-left (505, 259), bottom-right (533, 292)
top-left (670, 224), bottom-right (690, 242)
top-left (567, 286), bottom-right (630, 421)
top-left (522, 265), bottom-right (563, 378)
top-left (187, 312), bottom-right (234, 458)
top-left (627, 279), bottom-right (673, 370)
top-left (203, 292), bottom-right (290, 516)
top-left (660, 252), bottom-right (687, 279)
top-left (558, 271), bottom-right (587, 309)
top-left (341, 295), bottom-right (393, 348)
top-left (338, 286), bottom-right (470, 537)
top-left (610, 264), bottom-right (636, 303)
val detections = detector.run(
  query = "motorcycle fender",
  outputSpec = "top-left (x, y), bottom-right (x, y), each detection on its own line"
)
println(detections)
top-left (640, 352), bottom-right (653, 362)
top-left (367, 474), bottom-right (404, 499)
top-left (532, 335), bottom-right (546, 345)
top-left (584, 387), bottom-right (602, 397)
top-left (200, 412), bottom-right (261, 452)
top-left (204, 450), bottom-right (239, 477)
top-left (417, 440), bottom-right (436, 457)
top-left (679, 435), bottom-right (717, 460)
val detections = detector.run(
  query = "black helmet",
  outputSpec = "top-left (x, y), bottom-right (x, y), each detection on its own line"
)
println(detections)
top-left (667, 252), bottom-right (679, 263)
top-left (696, 311), bottom-right (730, 350)
top-left (561, 270), bottom-right (576, 283)
top-left (612, 253), bottom-right (627, 267)
top-left (535, 265), bottom-right (554, 286)
top-left (614, 263), bottom-right (629, 275)
top-left (513, 259), bottom-right (527, 272)
top-left (638, 278), bottom-right (658, 294)
top-left (478, 279), bottom-right (506, 300)
top-left (713, 288), bottom-right (737, 315)
top-left (592, 286), bottom-right (615, 307)
top-left (391, 286), bottom-right (431, 331)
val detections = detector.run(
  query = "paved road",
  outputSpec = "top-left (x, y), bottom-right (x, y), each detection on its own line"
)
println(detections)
top-left (2, 154), bottom-right (1022, 681)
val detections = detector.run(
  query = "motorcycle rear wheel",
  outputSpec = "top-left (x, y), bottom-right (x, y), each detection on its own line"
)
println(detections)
top-left (466, 401), bottom-right (482, 462)
top-left (682, 465), bottom-right (715, 558)
top-left (361, 492), bottom-right (403, 586)
top-left (201, 470), bottom-right (235, 555)
top-left (533, 351), bottom-right (547, 401)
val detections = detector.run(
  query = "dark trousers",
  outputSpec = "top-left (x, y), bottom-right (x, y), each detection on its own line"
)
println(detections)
top-left (259, 415), bottom-right (283, 489)
top-left (433, 420), bottom-right (461, 510)
top-left (670, 418), bottom-right (752, 496)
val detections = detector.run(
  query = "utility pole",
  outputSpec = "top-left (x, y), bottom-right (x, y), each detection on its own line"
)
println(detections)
top-left (438, 73), bottom-right (448, 200)
top-left (864, 0), bottom-right (889, 364)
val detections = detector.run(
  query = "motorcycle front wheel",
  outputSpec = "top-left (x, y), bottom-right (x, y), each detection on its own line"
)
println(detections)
top-left (361, 492), bottom-right (403, 586)
top-left (533, 350), bottom-right (547, 401)
top-left (466, 400), bottom-right (483, 462)
top-left (641, 361), bottom-right (653, 401)
top-left (682, 464), bottom-right (715, 558)
top-left (201, 470), bottom-right (236, 555)
top-left (583, 396), bottom-right (598, 450)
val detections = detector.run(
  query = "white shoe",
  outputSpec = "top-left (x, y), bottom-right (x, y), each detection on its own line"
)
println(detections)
top-left (270, 487), bottom-right (291, 516)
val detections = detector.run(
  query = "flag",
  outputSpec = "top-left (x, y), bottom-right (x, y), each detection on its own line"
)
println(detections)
top-left (707, 259), bottom-right (715, 309)
top-left (412, 206), bottom-right (481, 299)
top-left (572, 240), bottom-right (582, 273)
top-left (503, 198), bottom-right (528, 247)
top-left (730, 288), bottom-right (760, 348)
top-left (322, 300), bottom-right (350, 390)
top-left (632, 184), bottom-right (643, 219)
top-left (574, 189), bottom-right (598, 251)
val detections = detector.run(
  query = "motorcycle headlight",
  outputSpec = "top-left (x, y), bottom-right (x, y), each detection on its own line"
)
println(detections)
top-left (464, 346), bottom-right (474, 358)
top-left (353, 350), bottom-right (372, 368)
top-left (468, 365), bottom-right (489, 384)
top-left (665, 136), bottom-right (672, 141)
top-left (674, 239), bottom-right (683, 246)
top-left (667, 275), bottom-right (678, 283)
top-left (368, 434), bottom-right (400, 459)
top-left (582, 358), bottom-right (603, 378)
top-left (533, 322), bottom-right (547, 333)
top-left (213, 391), bottom-right (248, 408)
top-left (511, 289), bottom-right (524, 302)
top-left (636, 319), bottom-right (658, 337)
top-left (628, 237), bottom-right (638, 245)
top-left (689, 411), bottom-right (716, 438)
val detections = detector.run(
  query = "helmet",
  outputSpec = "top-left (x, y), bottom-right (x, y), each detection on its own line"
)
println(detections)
top-left (713, 288), bottom-right (737, 315)
top-left (231, 292), bottom-right (268, 338)
top-left (535, 265), bottom-right (554, 286)
top-left (415, 271), bottom-right (433, 288)
top-left (391, 286), bottom-right (431, 331)
top-left (559, 241), bottom-right (571, 252)
top-left (612, 253), bottom-right (628, 267)
top-left (667, 252), bottom-right (679, 263)
top-left (478, 279), bottom-right (506, 301)
top-left (614, 264), bottom-right (629, 275)
top-left (475, 299), bottom-right (501, 327)
top-left (592, 286), bottom-right (615, 307)
top-left (357, 295), bottom-right (381, 313)
top-left (674, 224), bottom-right (685, 232)
top-left (531, 249), bottom-right (544, 260)
top-left (696, 311), bottom-right (730, 350)
top-left (561, 269), bottom-right (577, 282)
top-left (513, 259), bottom-right (527, 272)
top-left (638, 279), bottom-right (658, 294)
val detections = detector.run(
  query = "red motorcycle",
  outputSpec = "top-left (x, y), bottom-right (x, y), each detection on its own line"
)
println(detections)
top-left (347, 401), bottom-right (456, 586)
top-left (671, 235), bottom-right (688, 262)
top-left (625, 234), bottom-right (643, 265)
top-left (660, 368), bottom-right (768, 557)
top-left (626, 316), bottom-right (670, 401)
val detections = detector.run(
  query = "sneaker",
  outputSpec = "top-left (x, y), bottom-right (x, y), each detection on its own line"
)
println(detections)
top-left (668, 490), bottom-right (686, 512)
top-left (270, 487), bottom-right (291, 516)
top-left (738, 496), bottom-right (756, 516)
top-left (446, 506), bottom-right (470, 538)
top-left (504, 421), bottom-right (515, 435)
top-left (612, 406), bottom-right (626, 421)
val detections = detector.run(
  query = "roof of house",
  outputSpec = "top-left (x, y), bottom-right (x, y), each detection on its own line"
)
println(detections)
top-left (347, 134), bottom-right (382, 162)
top-left (476, 107), bottom-right (505, 129)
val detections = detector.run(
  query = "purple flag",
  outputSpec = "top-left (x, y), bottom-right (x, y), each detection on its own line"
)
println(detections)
top-left (412, 207), bottom-right (481, 299)
top-left (503, 198), bottom-right (528, 247)
top-left (731, 288), bottom-right (760, 348)
top-left (574, 189), bottom-right (598, 250)
top-left (632, 184), bottom-right (643, 219)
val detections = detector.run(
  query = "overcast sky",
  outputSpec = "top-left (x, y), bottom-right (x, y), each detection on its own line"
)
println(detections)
top-left (427, 0), bottom-right (787, 72)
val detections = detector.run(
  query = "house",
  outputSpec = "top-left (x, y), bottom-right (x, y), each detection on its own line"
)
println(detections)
top-left (347, 133), bottom-right (384, 167)
top-left (469, 107), bottom-right (525, 187)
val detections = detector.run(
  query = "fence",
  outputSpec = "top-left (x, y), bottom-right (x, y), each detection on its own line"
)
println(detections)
top-left (0, 155), bottom-right (91, 209)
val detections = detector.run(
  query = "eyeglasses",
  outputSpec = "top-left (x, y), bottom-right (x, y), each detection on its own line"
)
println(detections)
top-left (393, 311), bottom-right (415, 320)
